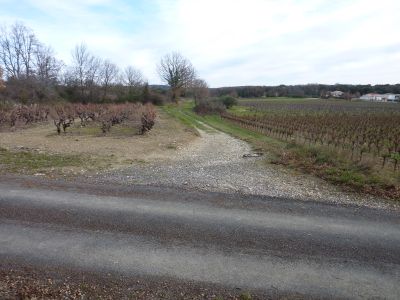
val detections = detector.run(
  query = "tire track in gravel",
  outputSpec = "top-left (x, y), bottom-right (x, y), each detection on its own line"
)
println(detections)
top-left (100, 122), bottom-right (397, 209)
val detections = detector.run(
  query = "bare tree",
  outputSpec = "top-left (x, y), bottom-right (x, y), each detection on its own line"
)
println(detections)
top-left (0, 22), bottom-right (37, 79)
top-left (86, 56), bottom-right (101, 101)
top-left (121, 66), bottom-right (144, 100)
top-left (14, 23), bottom-right (37, 78)
top-left (123, 66), bottom-right (144, 88)
top-left (70, 43), bottom-right (91, 98)
top-left (100, 59), bottom-right (119, 100)
top-left (0, 26), bottom-right (18, 79)
top-left (0, 66), bottom-right (5, 91)
top-left (0, 23), bottom-right (63, 102)
top-left (191, 78), bottom-right (209, 105)
top-left (70, 43), bottom-right (102, 101)
top-left (157, 52), bottom-right (196, 102)
top-left (35, 44), bottom-right (62, 86)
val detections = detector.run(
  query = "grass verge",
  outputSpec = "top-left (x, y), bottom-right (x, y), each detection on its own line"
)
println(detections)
top-left (165, 100), bottom-right (400, 200)
top-left (163, 101), bottom-right (285, 156)
top-left (0, 147), bottom-right (99, 175)
top-left (165, 102), bottom-right (262, 137)
top-left (162, 104), bottom-right (213, 134)
top-left (279, 143), bottom-right (400, 199)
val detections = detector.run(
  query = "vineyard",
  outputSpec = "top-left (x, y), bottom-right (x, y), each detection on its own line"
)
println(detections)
top-left (0, 103), bottom-right (156, 135)
top-left (239, 98), bottom-right (400, 113)
top-left (223, 100), bottom-right (400, 172)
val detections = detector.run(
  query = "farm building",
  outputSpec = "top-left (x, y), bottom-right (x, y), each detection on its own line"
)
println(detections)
top-left (360, 93), bottom-right (384, 101)
top-left (383, 93), bottom-right (400, 102)
top-left (359, 93), bottom-right (400, 102)
top-left (329, 91), bottom-right (344, 98)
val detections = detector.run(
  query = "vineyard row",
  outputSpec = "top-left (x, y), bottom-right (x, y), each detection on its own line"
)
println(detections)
top-left (222, 112), bottom-right (400, 171)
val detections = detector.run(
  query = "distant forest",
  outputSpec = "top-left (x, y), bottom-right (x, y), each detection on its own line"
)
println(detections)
top-left (210, 84), bottom-right (400, 98)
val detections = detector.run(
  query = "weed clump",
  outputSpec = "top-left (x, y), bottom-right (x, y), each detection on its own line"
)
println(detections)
top-left (194, 99), bottom-right (226, 115)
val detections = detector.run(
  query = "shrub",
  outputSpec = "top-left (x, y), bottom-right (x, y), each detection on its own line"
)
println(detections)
top-left (219, 95), bottom-right (238, 108)
top-left (143, 91), bottom-right (166, 106)
top-left (194, 99), bottom-right (226, 115)
top-left (140, 104), bottom-right (156, 134)
top-left (239, 292), bottom-right (252, 300)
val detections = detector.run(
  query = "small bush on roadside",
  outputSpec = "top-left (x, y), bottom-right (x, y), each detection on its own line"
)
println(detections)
top-left (98, 103), bottom-right (156, 134)
top-left (194, 99), bottom-right (226, 115)
top-left (140, 104), bottom-right (156, 134)
top-left (143, 91), bottom-right (166, 106)
top-left (239, 292), bottom-right (252, 300)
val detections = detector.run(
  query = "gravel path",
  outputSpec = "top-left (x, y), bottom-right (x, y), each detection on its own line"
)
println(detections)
top-left (99, 123), bottom-right (397, 209)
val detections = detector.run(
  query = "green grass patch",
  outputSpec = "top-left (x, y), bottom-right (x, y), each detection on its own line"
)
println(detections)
top-left (104, 124), bottom-right (138, 136)
top-left (162, 103), bottom-right (213, 133)
top-left (202, 114), bottom-right (283, 149)
top-left (73, 123), bottom-right (138, 136)
top-left (0, 147), bottom-right (95, 174)
top-left (123, 158), bottom-right (147, 165)
top-left (281, 143), bottom-right (398, 198)
top-left (47, 123), bottom-right (139, 137)
top-left (164, 101), bottom-right (284, 154)
top-left (239, 292), bottom-right (252, 300)
top-left (69, 125), bottom-right (102, 136)
top-left (226, 105), bottom-right (253, 116)
top-left (238, 97), bottom-right (318, 104)
top-left (166, 143), bottom-right (177, 150)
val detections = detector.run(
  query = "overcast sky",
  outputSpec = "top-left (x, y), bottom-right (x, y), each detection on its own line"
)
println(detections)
top-left (1, 0), bottom-right (399, 87)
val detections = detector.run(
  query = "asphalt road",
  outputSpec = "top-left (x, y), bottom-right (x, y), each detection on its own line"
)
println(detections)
top-left (0, 179), bottom-right (399, 299)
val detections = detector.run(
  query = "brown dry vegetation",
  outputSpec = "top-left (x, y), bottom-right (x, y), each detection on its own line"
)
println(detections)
top-left (0, 109), bottom-right (196, 175)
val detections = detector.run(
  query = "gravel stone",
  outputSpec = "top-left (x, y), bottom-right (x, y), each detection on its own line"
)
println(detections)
top-left (96, 125), bottom-right (398, 210)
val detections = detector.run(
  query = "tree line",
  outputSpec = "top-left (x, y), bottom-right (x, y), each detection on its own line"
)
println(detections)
top-left (0, 22), bottom-right (154, 104)
top-left (62, 43), bottom-right (148, 103)
top-left (0, 22), bottom-right (209, 105)
top-left (5, 22), bottom-right (399, 105)
top-left (210, 84), bottom-right (400, 99)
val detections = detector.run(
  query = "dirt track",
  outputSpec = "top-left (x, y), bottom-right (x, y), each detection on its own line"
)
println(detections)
top-left (100, 124), bottom-right (397, 210)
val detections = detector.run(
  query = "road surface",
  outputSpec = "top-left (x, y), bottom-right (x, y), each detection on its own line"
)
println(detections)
top-left (0, 179), bottom-right (399, 299)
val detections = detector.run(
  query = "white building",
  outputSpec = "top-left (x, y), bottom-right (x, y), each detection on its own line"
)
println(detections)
top-left (329, 91), bottom-right (344, 98)
top-left (360, 93), bottom-right (400, 102)
top-left (383, 93), bottom-right (400, 102)
top-left (360, 93), bottom-right (383, 102)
